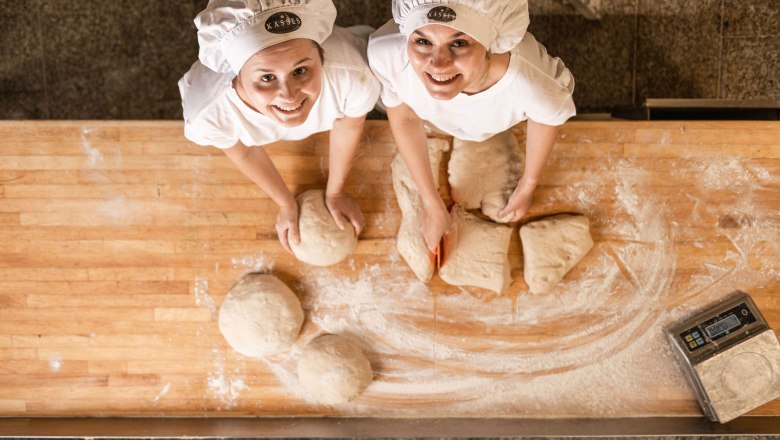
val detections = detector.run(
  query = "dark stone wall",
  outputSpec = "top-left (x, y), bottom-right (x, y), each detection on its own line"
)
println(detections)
top-left (0, 0), bottom-right (777, 119)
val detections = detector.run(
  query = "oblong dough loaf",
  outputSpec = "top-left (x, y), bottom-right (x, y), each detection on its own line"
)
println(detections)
top-left (391, 138), bottom-right (450, 282)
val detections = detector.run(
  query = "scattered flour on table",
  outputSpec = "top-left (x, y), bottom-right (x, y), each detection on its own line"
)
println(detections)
top-left (49, 357), bottom-right (62, 372)
top-left (191, 272), bottom-right (248, 409)
top-left (694, 158), bottom-right (779, 277)
top-left (193, 275), bottom-right (217, 318)
top-left (701, 158), bottom-right (757, 191)
top-left (207, 350), bottom-right (246, 409)
top-left (97, 196), bottom-right (129, 223)
top-left (81, 126), bottom-right (103, 165)
top-left (256, 346), bottom-right (315, 403)
top-left (230, 154), bottom-right (776, 416)
top-left (152, 382), bottom-right (172, 403)
top-left (231, 253), bottom-right (275, 274)
top-left (250, 154), bottom-right (686, 416)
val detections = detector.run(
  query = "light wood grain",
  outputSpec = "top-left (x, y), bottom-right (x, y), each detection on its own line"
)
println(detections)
top-left (0, 120), bottom-right (778, 418)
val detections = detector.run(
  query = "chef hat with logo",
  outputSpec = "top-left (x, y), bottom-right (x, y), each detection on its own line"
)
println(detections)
top-left (392, 0), bottom-right (529, 53)
top-left (195, 0), bottom-right (337, 74)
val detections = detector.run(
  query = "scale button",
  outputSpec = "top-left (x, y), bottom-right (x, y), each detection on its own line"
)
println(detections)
top-left (685, 335), bottom-right (693, 342)
top-left (696, 338), bottom-right (705, 345)
top-left (689, 341), bottom-right (697, 348)
top-left (692, 331), bottom-right (701, 338)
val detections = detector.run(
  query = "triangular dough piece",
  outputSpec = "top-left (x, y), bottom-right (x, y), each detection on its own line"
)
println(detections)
top-left (520, 214), bottom-right (594, 294)
top-left (448, 130), bottom-right (522, 223)
top-left (391, 138), bottom-right (450, 282)
top-left (439, 205), bottom-right (513, 294)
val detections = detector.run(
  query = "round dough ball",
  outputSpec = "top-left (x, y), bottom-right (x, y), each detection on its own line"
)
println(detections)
top-left (297, 334), bottom-right (373, 404)
top-left (290, 189), bottom-right (357, 266)
top-left (218, 273), bottom-right (304, 358)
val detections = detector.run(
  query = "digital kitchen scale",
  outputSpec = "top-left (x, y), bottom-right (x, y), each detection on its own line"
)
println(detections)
top-left (668, 291), bottom-right (780, 423)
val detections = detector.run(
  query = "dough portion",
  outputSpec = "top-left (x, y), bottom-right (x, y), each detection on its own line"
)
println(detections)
top-left (439, 205), bottom-right (513, 294)
top-left (290, 189), bottom-right (357, 267)
top-left (448, 130), bottom-right (522, 223)
top-left (519, 214), bottom-right (594, 294)
top-left (391, 138), bottom-right (450, 282)
top-left (218, 273), bottom-right (304, 357)
top-left (297, 334), bottom-right (373, 404)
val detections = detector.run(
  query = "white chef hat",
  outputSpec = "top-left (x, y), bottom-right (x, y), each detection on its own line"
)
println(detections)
top-left (392, 0), bottom-right (529, 53)
top-left (195, 0), bottom-right (337, 74)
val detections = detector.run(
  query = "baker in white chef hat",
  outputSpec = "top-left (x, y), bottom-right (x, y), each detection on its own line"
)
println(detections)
top-left (393, 0), bottom-right (530, 55)
top-left (368, 0), bottom-right (576, 254)
top-left (196, 0), bottom-right (336, 75)
top-left (179, 0), bottom-right (380, 253)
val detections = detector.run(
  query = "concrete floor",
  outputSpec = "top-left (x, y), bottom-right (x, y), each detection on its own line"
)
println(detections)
top-left (0, 0), bottom-right (777, 119)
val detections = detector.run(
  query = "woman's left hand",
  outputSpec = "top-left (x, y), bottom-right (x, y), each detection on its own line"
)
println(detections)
top-left (498, 179), bottom-right (537, 223)
top-left (325, 192), bottom-right (365, 236)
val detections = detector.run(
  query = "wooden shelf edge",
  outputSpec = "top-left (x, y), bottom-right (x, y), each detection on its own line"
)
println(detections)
top-left (1, 416), bottom-right (780, 437)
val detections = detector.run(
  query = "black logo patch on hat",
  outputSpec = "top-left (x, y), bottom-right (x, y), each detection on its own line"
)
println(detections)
top-left (427, 6), bottom-right (456, 22)
top-left (265, 12), bottom-right (302, 34)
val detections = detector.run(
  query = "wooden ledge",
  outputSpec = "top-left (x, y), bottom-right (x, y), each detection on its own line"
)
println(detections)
top-left (2, 416), bottom-right (780, 437)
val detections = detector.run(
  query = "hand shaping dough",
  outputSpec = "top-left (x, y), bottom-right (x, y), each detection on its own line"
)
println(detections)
top-left (448, 130), bottom-right (522, 223)
top-left (438, 205), bottom-right (513, 294)
top-left (297, 334), bottom-right (373, 404)
top-left (519, 214), bottom-right (594, 294)
top-left (218, 273), bottom-right (304, 357)
top-left (391, 138), bottom-right (450, 282)
top-left (290, 189), bottom-right (357, 267)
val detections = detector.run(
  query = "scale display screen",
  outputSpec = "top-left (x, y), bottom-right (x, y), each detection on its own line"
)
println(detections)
top-left (705, 314), bottom-right (741, 339)
top-left (678, 301), bottom-right (757, 353)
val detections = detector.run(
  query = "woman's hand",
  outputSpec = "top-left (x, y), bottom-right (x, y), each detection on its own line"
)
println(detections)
top-left (498, 178), bottom-right (537, 223)
top-left (275, 202), bottom-right (300, 254)
top-left (221, 143), bottom-right (301, 252)
top-left (325, 192), bottom-right (365, 236)
top-left (421, 197), bottom-right (451, 252)
top-left (498, 119), bottom-right (558, 222)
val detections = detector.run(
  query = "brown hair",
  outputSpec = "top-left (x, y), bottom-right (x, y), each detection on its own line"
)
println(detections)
top-left (314, 41), bottom-right (325, 63)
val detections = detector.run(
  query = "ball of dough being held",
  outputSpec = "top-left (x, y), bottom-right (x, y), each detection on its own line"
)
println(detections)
top-left (297, 334), bottom-right (373, 405)
top-left (449, 130), bottom-right (522, 223)
top-left (218, 273), bottom-right (304, 357)
top-left (290, 189), bottom-right (357, 266)
top-left (481, 191), bottom-right (516, 224)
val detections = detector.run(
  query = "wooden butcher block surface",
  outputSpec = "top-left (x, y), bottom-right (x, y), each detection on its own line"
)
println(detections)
top-left (0, 120), bottom-right (777, 417)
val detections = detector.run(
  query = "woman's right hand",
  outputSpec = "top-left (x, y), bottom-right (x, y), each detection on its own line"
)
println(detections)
top-left (421, 197), bottom-right (451, 252)
top-left (275, 202), bottom-right (300, 254)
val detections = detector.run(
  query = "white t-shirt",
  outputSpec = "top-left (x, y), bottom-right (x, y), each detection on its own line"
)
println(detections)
top-left (179, 27), bottom-right (381, 149)
top-left (367, 21), bottom-right (576, 142)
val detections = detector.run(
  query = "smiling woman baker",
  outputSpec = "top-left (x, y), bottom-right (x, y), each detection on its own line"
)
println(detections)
top-left (179, 0), bottom-right (379, 252)
top-left (368, 0), bottom-right (576, 252)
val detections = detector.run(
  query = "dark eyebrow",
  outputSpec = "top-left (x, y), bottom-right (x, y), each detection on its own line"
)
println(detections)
top-left (254, 57), bottom-right (313, 73)
top-left (413, 29), bottom-right (466, 39)
top-left (293, 57), bottom-right (313, 66)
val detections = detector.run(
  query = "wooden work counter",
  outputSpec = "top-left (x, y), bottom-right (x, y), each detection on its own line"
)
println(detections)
top-left (0, 120), bottom-right (778, 418)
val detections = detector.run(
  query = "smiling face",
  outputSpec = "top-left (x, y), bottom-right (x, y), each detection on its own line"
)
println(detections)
top-left (406, 24), bottom-right (490, 100)
top-left (234, 39), bottom-right (323, 127)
